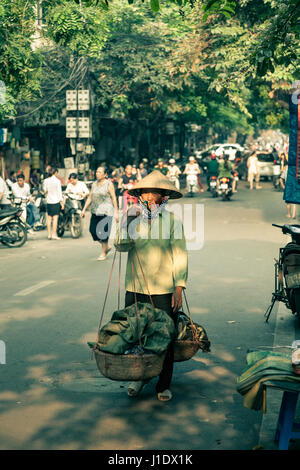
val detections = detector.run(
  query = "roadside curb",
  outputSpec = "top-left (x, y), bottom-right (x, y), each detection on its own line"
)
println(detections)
top-left (258, 301), bottom-right (297, 450)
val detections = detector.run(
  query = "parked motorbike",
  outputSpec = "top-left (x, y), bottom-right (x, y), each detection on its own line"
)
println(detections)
top-left (186, 174), bottom-right (198, 197)
top-left (209, 176), bottom-right (218, 198)
top-left (57, 193), bottom-right (83, 239)
top-left (272, 164), bottom-right (282, 191)
top-left (217, 176), bottom-right (233, 201)
top-left (0, 206), bottom-right (27, 247)
top-left (10, 195), bottom-right (44, 231)
top-left (265, 224), bottom-right (300, 325)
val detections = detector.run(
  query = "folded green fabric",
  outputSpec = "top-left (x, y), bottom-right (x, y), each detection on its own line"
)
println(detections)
top-left (236, 350), bottom-right (300, 411)
top-left (237, 350), bottom-right (293, 394)
top-left (96, 302), bottom-right (176, 355)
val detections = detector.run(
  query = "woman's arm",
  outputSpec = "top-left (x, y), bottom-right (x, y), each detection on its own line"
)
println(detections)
top-left (170, 216), bottom-right (188, 312)
top-left (80, 185), bottom-right (93, 217)
top-left (108, 181), bottom-right (119, 222)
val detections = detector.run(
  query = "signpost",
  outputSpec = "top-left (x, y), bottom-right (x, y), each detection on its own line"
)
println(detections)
top-left (65, 89), bottom-right (93, 170)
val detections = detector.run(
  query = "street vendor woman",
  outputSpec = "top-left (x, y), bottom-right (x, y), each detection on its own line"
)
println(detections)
top-left (115, 170), bottom-right (188, 402)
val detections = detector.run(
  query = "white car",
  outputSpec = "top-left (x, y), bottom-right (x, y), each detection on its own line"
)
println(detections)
top-left (198, 143), bottom-right (244, 161)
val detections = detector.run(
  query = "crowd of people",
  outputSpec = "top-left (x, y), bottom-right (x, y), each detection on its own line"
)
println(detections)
top-left (0, 150), bottom-right (292, 403)
top-left (0, 148), bottom-right (292, 245)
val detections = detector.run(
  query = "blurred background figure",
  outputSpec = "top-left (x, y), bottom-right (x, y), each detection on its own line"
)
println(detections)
top-left (167, 158), bottom-right (181, 190)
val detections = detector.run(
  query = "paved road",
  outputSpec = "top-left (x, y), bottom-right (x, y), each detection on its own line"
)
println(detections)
top-left (0, 180), bottom-right (299, 450)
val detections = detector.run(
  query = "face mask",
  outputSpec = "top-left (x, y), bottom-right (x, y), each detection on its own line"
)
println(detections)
top-left (139, 195), bottom-right (169, 219)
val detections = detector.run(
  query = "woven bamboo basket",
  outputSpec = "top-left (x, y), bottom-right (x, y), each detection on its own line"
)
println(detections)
top-left (94, 349), bottom-right (167, 381)
top-left (173, 340), bottom-right (200, 362)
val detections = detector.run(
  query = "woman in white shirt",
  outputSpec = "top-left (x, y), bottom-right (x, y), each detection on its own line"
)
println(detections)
top-left (43, 168), bottom-right (64, 240)
top-left (247, 152), bottom-right (262, 190)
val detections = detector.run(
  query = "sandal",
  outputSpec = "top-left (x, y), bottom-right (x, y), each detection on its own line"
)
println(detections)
top-left (97, 254), bottom-right (107, 261)
top-left (157, 389), bottom-right (172, 402)
top-left (127, 381), bottom-right (145, 397)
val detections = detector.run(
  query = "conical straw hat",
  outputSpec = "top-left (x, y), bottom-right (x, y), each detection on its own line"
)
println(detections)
top-left (127, 170), bottom-right (183, 199)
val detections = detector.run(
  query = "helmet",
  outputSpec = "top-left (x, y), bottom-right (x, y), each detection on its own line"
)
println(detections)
top-left (211, 152), bottom-right (217, 159)
top-left (189, 156), bottom-right (196, 161)
top-left (169, 158), bottom-right (175, 164)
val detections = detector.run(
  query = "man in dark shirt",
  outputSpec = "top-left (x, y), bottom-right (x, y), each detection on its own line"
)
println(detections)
top-left (155, 159), bottom-right (169, 175)
top-left (119, 165), bottom-right (137, 193)
top-left (119, 165), bottom-right (137, 211)
top-left (206, 153), bottom-right (219, 189)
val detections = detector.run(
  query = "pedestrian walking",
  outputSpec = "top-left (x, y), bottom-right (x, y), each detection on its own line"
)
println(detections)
top-left (81, 167), bottom-right (119, 260)
top-left (115, 170), bottom-right (188, 401)
top-left (280, 163), bottom-right (296, 218)
top-left (43, 168), bottom-right (64, 240)
top-left (247, 152), bottom-right (262, 190)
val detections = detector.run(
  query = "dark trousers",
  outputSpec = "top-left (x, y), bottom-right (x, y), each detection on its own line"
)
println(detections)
top-left (125, 291), bottom-right (177, 393)
top-left (89, 213), bottom-right (112, 243)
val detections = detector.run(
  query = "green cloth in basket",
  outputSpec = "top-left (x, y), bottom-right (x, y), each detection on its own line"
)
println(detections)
top-left (96, 302), bottom-right (176, 355)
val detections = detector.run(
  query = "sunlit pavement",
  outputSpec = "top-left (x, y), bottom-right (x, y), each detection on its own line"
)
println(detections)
top-left (0, 180), bottom-right (299, 450)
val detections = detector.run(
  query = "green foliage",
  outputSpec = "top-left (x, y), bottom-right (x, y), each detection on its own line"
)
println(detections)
top-left (89, 2), bottom-right (190, 123)
top-left (1, 0), bottom-right (297, 139)
top-left (44, 0), bottom-right (109, 57)
top-left (0, 0), bottom-right (43, 121)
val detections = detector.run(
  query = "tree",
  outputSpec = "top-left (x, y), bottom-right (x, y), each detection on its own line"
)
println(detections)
top-left (0, 0), bottom-right (43, 121)
top-left (166, 0), bottom-right (299, 136)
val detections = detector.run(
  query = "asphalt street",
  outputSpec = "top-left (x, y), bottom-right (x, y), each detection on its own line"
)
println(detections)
top-left (0, 180), bottom-right (299, 451)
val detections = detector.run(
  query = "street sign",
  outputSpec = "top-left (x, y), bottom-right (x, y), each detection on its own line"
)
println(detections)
top-left (66, 117), bottom-right (77, 138)
top-left (66, 90), bottom-right (90, 110)
top-left (66, 117), bottom-right (92, 138)
top-left (78, 117), bottom-right (91, 138)
top-left (66, 90), bottom-right (77, 111)
top-left (78, 90), bottom-right (90, 110)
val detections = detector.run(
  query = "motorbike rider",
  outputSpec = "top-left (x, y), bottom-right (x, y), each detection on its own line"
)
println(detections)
top-left (0, 176), bottom-right (11, 209)
top-left (11, 174), bottom-right (41, 230)
top-left (155, 158), bottom-right (169, 175)
top-left (65, 173), bottom-right (89, 209)
top-left (218, 155), bottom-right (237, 192)
top-left (183, 156), bottom-right (203, 193)
top-left (167, 158), bottom-right (181, 190)
top-left (137, 162), bottom-right (148, 180)
top-left (118, 165), bottom-right (137, 211)
top-left (206, 152), bottom-right (219, 190)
